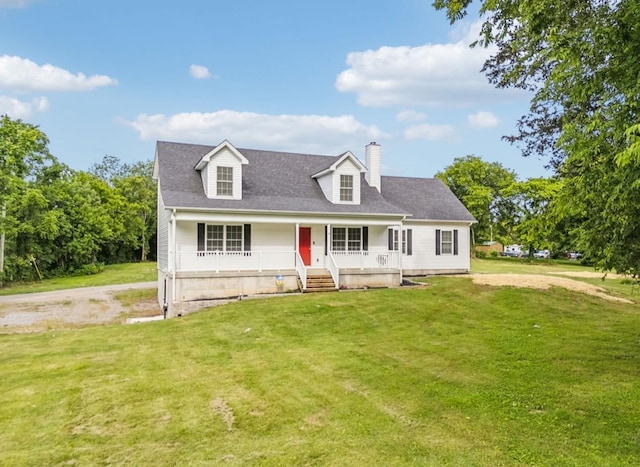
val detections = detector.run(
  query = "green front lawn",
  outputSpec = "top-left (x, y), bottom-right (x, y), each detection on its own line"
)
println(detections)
top-left (0, 262), bottom-right (157, 295)
top-left (1, 278), bottom-right (638, 465)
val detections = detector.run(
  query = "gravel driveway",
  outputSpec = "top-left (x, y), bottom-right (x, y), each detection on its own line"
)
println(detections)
top-left (0, 282), bottom-right (158, 332)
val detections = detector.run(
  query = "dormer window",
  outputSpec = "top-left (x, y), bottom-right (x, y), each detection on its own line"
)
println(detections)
top-left (195, 140), bottom-right (248, 200)
top-left (311, 151), bottom-right (365, 205)
top-left (340, 174), bottom-right (353, 202)
top-left (217, 166), bottom-right (233, 196)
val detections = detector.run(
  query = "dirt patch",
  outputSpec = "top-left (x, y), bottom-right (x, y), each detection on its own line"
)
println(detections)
top-left (0, 282), bottom-right (159, 332)
top-left (471, 273), bottom-right (632, 303)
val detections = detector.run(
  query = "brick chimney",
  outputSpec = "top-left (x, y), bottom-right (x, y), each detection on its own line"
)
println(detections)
top-left (365, 142), bottom-right (381, 192)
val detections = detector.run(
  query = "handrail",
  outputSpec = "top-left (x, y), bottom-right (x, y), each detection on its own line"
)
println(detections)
top-left (327, 252), bottom-right (340, 289)
top-left (295, 252), bottom-right (307, 290)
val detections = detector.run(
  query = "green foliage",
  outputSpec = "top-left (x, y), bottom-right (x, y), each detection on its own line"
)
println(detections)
top-left (436, 155), bottom-right (517, 244)
top-left (0, 116), bottom-right (157, 284)
top-left (0, 284), bottom-right (638, 464)
top-left (503, 177), bottom-right (561, 255)
top-left (433, 0), bottom-right (640, 275)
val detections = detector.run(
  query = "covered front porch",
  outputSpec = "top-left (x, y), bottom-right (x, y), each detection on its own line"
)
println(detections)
top-left (169, 213), bottom-right (404, 292)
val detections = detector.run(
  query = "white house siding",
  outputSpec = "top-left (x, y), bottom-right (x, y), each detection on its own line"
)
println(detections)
top-left (333, 159), bottom-right (361, 204)
top-left (253, 224), bottom-right (295, 251)
top-left (156, 187), bottom-right (171, 310)
top-left (316, 173), bottom-right (334, 203)
top-left (174, 221), bottom-right (295, 254)
top-left (369, 225), bottom-right (392, 251)
top-left (200, 168), bottom-right (208, 197)
top-left (157, 188), bottom-right (169, 270)
top-left (402, 222), bottom-right (471, 275)
top-left (175, 221), bottom-right (197, 251)
top-left (206, 147), bottom-right (243, 199)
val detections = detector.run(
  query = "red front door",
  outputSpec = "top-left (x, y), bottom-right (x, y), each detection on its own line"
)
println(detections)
top-left (299, 227), bottom-right (312, 266)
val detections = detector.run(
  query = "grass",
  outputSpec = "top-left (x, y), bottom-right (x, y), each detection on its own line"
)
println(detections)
top-left (0, 279), bottom-right (638, 465)
top-left (0, 262), bottom-right (156, 296)
top-left (471, 257), bottom-right (640, 302)
top-left (471, 256), bottom-right (592, 275)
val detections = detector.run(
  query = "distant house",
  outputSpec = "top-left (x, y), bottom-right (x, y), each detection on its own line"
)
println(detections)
top-left (153, 140), bottom-right (476, 317)
top-left (475, 241), bottom-right (504, 255)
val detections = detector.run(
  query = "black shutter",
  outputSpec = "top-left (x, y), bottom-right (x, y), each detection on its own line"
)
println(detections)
top-left (244, 224), bottom-right (251, 251)
top-left (324, 226), bottom-right (328, 255)
top-left (362, 226), bottom-right (368, 251)
top-left (453, 229), bottom-right (459, 255)
top-left (197, 223), bottom-right (205, 252)
top-left (407, 229), bottom-right (412, 256)
top-left (435, 229), bottom-right (441, 256)
top-left (388, 228), bottom-right (393, 251)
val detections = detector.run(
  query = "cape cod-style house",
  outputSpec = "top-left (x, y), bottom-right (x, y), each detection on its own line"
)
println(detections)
top-left (153, 140), bottom-right (475, 317)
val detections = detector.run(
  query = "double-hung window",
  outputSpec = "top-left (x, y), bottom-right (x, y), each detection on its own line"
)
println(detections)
top-left (204, 224), bottom-right (243, 251)
top-left (206, 225), bottom-right (224, 251)
top-left (441, 230), bottom-right (453, 254)
top-left (332, 227), bottom-right (362, 251)
top-left (435, 229), bottom-right (458, 256)
top-left (347, 228), bottom-right (361, 251)
top-left (340, 175), bottom-right (353, 202)
top-left (217, 166), bottom-right (233, 196)
top-left (225, 225), bottom-right (243, 251)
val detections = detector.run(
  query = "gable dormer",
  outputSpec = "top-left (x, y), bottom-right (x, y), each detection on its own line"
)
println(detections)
top-left (195, 140), bottom-right (248, 199)
top-left (312, 151), bottom-right (367, 204)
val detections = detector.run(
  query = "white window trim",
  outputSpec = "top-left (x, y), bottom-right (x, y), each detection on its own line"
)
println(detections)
top-left (216, 166), bottom-right (233, 197)
top-left (440, 230), bottom-right (453, 255)
top-left (332, 226), bottom-right (362, 251)
top-left (206, 224), bottom-right (243, 252)
top-left (339, 174), bottom-right (354, 202)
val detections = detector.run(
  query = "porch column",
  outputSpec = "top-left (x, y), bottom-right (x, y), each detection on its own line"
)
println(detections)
top-left (295, 223), bottom-right (299, 255)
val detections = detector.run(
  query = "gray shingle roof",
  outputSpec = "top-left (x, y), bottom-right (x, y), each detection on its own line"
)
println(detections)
top-left (380, 176), bottom-right (476, 222)
top-left (155, 141), bottom-right (474, 222)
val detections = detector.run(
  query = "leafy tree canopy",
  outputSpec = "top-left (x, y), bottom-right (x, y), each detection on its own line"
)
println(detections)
top-left (432, 0), bottom-right (640, 275)
top-left (435, 155), bottom-right (517, 244)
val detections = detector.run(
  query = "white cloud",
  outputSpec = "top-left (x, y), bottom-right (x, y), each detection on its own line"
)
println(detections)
top-left (336, 21), bottom-right (523, 108)
top-left (123, 110), bottom-right (389, 154)
top-left (396, 110), bottom-right (426, 122)
top-left (0, 95), bottom-right (49, 118)
top-left (0, 55), bottom-right (118, 92)
top-left (189, 64), bottom-right (212, 79)
top-left (467, 110), bottom-right (500, 128)
top-left (0, 0), bottom-right (41, 7)
top-left (404, 123), bottom-right (457, 142)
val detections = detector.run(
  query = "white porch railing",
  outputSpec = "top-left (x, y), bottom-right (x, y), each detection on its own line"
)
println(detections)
top-left (175, 249), bottom-right (400, 275)
top-left (331, 250), bottom-right (400, 270)
top-left (327, 252), bottom-right (340, 288)
top-left (295, 252), bottom-right (307, 289)
top-left (176, 249), bottom-right (296, 272)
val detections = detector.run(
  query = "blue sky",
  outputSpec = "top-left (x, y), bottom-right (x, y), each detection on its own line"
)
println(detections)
top-left (0, 0), bottom-right (549, 179)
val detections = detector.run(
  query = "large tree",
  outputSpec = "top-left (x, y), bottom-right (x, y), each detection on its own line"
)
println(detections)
top-left (435, 155), bottom-right (517, 244)
top-left (0, 116), bottom-right (53, 274)
top-left (90, 156), bottom-right (157, 262)
top-left (433, 0), bottom-right (640, 275)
